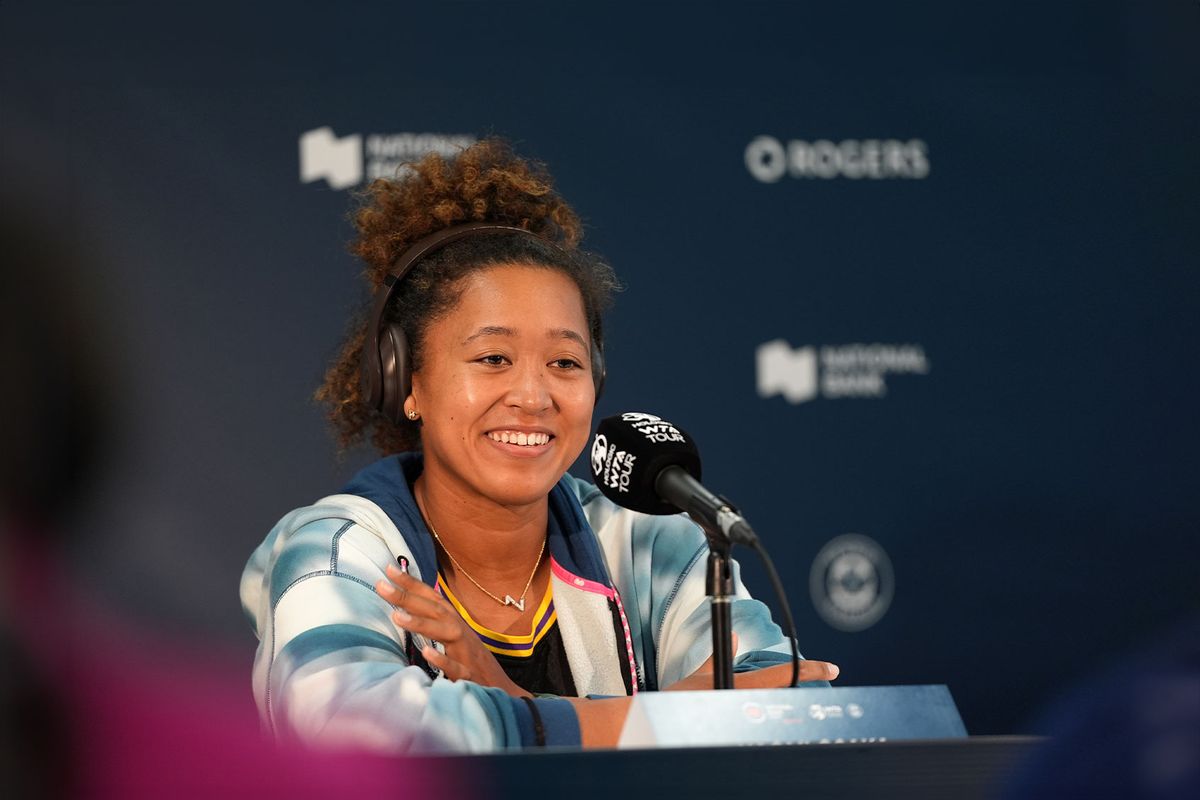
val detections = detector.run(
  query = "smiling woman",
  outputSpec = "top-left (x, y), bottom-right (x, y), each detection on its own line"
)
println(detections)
top-left (413, 266), bottom-right (595, 511)
top-left (239, 139), bottom-right (837, 754)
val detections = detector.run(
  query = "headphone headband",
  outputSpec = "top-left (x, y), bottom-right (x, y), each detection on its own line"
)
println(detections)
top-left (367, 222), bottom-right (542, 362)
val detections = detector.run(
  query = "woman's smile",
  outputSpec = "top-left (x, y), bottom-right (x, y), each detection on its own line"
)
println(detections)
top-left (485, 429), bottom-right (554, 448)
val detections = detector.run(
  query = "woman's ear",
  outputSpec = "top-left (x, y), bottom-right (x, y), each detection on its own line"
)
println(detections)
top-left (403, 393), bottom-right (420, 422)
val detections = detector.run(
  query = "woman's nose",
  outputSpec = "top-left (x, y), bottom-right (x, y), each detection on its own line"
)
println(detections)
top-left (508, 362), bottom-right (551, 413)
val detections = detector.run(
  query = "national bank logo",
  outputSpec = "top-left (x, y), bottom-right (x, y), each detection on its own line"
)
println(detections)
top-left (745, 136), bottom-right (929, 182)
top-left (757, 339), bottom-right (929, 403)
top-left (299, 126), bottom-right (476, 190)
top-left (299, 127), bottom-right (363, 190)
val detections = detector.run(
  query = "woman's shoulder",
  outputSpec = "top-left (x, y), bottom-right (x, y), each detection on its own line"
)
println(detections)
top-left (560, 471), bottom-right (706, 557)
top-left (559, 469), bottom-right (602, 506)
top-left (239, 491), bottom-right (423, 632)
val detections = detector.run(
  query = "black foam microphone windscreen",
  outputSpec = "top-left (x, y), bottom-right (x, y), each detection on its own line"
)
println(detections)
top-left (589, 412), bottom-right (702, 515)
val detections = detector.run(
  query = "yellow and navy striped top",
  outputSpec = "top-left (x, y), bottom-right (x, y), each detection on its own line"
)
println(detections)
top-left (437, 574), bottom-right (577, 696)
top-left (437, 574), bottom-right (557, 657)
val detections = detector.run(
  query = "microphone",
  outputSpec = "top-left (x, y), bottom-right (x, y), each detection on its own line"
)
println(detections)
top-left (589, 413), bottom-right (758, 546)
top-left (591, 412), bottom-right (803, 689)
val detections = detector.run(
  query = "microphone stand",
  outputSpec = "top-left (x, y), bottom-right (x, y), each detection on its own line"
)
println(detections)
top-left (704, 537), bottom-right (735, 690)
top-left (655, 466), bottom-right (745, 689)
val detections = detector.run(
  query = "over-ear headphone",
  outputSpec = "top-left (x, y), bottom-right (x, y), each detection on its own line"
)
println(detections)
top-left (362, 222), bottom-right (606, 426)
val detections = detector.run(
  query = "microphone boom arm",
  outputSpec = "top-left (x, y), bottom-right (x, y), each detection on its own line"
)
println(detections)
top-left (654, 466), bottom-right (759, 546)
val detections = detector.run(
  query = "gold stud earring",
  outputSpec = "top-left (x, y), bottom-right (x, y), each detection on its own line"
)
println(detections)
top-left (407, 409), bottom-right (419, 421)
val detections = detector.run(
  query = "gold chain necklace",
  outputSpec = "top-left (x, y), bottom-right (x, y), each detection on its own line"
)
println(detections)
top-left (420, 498), bottom-right (546, 613)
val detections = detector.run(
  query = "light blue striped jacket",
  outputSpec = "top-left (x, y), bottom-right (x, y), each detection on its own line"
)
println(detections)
top-left (240, 454), bottom-right (802, 753)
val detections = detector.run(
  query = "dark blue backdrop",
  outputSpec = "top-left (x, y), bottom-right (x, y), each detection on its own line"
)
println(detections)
top-left (2, 1), bottom-right (1197, 735)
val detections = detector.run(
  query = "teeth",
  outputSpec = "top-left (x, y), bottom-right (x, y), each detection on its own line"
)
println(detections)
top-left (489, 431), bottom-right (550, 446)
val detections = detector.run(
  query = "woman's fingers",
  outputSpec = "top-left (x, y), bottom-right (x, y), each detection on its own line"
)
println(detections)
top-left (378, 566), bottom-right (444, 609)
top-left (681, 647), bottom-right (840, 689)
top-left (376, 569), bottom-right (471, 643)
top-left (799, 659), bottom-right (840, 681)
top-left (377, 568), bottom-right (457, 619)
top-left (375, 566), bottom-right (527, 695)
top-left (422, 645), bottom-right (468, 680)
top-left (717, 659), bottom-right (841, 690)
top-left (379, 583), bottom-right (453, 622)
top-left (390, 606), bottom-right (466, 643)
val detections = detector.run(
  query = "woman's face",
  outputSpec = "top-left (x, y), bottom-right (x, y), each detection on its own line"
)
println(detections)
top-left (408, 264), bottom-right (595, 508)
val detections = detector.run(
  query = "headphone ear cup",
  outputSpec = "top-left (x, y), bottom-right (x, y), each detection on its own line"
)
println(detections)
top-left (363, 330), bottom-right (384, 415)
top-left (378, 323), bottom-right (412, 425)
top-left (591, 340), bottom-right (606, 401)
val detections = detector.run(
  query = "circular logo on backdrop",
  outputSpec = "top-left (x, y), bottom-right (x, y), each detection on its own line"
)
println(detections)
top-left (809, 534), bottom-right (894, 632)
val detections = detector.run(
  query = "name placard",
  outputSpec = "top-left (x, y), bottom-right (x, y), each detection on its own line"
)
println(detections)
top-left (618, 685), bottom-right (967, 749)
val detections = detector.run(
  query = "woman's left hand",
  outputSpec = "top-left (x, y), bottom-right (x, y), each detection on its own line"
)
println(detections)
top-left (376, 564), bottom-right (531, 698)
top-left (663, 633), bottom-right (840, 691)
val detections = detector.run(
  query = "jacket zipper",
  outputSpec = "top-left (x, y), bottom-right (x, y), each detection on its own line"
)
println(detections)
top-left (653, 543), bottom-right (708, 687)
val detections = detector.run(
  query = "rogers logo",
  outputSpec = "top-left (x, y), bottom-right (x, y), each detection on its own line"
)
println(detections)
top-left (745, 136), bottom-right (929, 182)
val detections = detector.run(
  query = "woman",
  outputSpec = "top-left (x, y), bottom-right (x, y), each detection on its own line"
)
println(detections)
top-left (240, 139), bottom-right (838, 753)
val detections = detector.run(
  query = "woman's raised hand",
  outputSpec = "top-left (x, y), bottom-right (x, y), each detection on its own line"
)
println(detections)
top-left (376, 564), bottom-right (531, 698)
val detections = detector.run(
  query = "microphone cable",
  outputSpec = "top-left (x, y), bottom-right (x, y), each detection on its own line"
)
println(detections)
top-left (743, 535), bottom-right (802, 688)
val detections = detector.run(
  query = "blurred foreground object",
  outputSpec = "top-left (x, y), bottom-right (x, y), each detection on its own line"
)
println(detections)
top-left (0, 183), bottom-right (458, 798)
top-left (1005, 619), bottom-right (1200, 800)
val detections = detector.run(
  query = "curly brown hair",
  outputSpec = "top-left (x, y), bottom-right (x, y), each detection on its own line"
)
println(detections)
top-left (316, 138), bottom-right (619, 455)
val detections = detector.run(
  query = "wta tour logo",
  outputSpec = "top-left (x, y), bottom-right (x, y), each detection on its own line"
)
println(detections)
top-left (810, 534), bottom-right (894, 632)
top-left (756, 340), bottom-right (929, 404)
top-left (620, 412), bottom-right (686, 444)
top-left (590, 433), bottom-right (636, 495)
top-left (299, 127), bottom-right (476, 190)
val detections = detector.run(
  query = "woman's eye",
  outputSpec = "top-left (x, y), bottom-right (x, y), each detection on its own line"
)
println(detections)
top-left (479, 354), bottom-right (508, 366)
top-left (552, 358), bottom-right (583, 370)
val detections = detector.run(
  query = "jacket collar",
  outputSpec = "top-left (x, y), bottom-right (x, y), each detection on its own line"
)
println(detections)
top-left (339, 453), bottom-right (613, 590)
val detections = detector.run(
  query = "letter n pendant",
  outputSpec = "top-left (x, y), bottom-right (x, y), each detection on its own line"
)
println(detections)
top-left (503, 595), bottom-right (526, 612)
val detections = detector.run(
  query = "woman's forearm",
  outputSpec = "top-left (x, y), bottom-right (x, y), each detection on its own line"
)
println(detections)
top-left (565, 696), bottom-right (633, 748)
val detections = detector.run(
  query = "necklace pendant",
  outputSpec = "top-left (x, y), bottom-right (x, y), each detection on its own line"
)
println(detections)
top-left (503, 595), bottom-right (526, 612)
